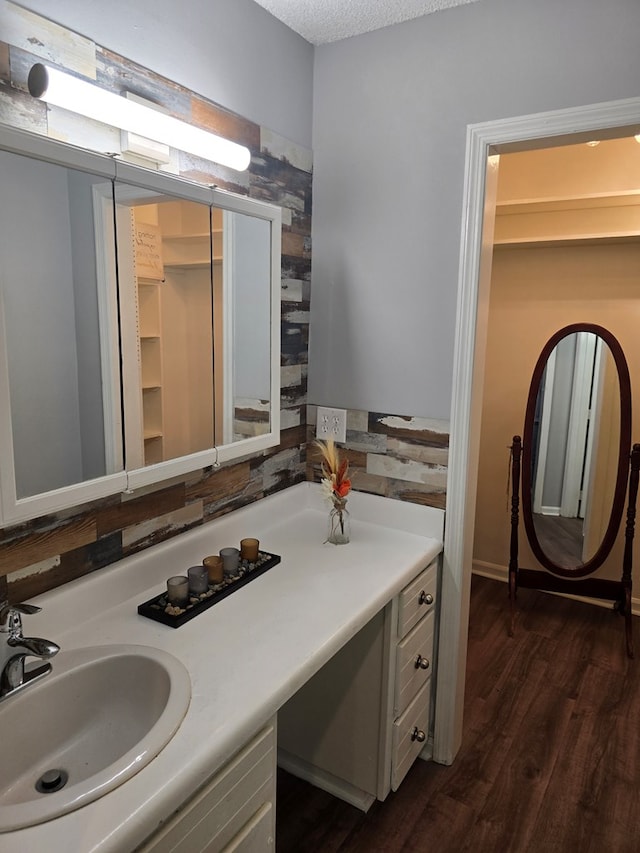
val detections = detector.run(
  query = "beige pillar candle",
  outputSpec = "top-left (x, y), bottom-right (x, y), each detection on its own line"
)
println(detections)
top-left (203, 555), bottom-right (224, 584)
top-left (240, 538), bottom-right (260, 561)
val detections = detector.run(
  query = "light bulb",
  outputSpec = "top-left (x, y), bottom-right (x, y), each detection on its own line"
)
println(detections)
top-left (28, 63), bottom-right (251, 172)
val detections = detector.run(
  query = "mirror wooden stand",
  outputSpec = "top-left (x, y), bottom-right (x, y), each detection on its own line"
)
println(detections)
top-left (509, 436), bottom-right (640, 657)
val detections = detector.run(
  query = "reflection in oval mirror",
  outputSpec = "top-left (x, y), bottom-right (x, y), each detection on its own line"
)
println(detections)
top-left (529, 333), bottom-right (619, 567)
top-left (522, 324), bottom-right (631, 577)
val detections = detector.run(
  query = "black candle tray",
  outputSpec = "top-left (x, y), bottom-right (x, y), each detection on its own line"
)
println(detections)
top-left (137, 550), bottom-right (281, 628)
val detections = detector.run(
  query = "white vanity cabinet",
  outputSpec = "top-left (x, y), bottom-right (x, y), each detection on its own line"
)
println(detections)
top-left (136, 720), bottom-right (276, 853)
top-left (277, 556), bottom-right (439, 810)
top-left (1, 484), bottom-right (443, 853)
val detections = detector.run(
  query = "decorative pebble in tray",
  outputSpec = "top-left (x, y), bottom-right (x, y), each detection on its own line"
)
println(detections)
top-left (137, 551), bottom-right (281, 628)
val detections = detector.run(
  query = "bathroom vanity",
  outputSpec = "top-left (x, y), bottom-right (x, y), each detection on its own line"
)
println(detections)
top-left (0, 483), bottom-right (443, 852)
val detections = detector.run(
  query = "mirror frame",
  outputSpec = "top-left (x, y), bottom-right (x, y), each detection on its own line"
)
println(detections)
top-left (0, 124), bottom-right (281, 525)
top-left (521, 323), bottom-right (632, 577)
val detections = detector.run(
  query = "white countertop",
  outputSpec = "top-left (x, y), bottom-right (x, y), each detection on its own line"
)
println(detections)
top-left (1, 483), bottom-right (443, 852)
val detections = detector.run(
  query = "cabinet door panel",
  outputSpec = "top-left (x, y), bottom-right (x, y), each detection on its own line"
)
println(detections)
top-left (395, 610), bottom-right (435, 714)
top-left (397, 561), bottom-right (437, 636)
top-left (221, 802), bottom-right (274, 852)
top-left (136, 722), bottom-right (275, 853)
top-left (391, 681), bottom-right (431, 791)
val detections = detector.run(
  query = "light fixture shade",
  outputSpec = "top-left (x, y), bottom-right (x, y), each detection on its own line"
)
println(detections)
top-left (28, 63), bottom-right (251, 172)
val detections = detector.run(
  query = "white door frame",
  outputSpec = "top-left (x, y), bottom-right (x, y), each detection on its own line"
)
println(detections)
top-left (532, 348), bottom-right (557, 515)
top-left (561, 331), bottom-right (597, 519)
top-left (221, 209), bottom-right (235, 445)
top-left (436, 96), bottom-right (640, 765)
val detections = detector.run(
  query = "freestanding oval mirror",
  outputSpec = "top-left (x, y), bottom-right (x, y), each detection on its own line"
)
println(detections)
top-left (522, 323), bottom-right (632, 577)
top-left (509, 323), bottom-right (640, 658)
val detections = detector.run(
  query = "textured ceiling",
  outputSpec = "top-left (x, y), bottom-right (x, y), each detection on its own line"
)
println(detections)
top-left (252, 0), bottom-right (481, 45)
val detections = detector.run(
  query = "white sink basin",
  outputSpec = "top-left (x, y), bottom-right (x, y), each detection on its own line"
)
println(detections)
top-left (0, 644), bottom-right (191, 831)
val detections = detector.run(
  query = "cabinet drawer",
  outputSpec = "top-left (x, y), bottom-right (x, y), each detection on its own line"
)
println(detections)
top-left (222, 802), bottom-right (274, 853)
top-left (394, 610), bottom-right (435, 714)
top-left (136, 721), bottom-right (275, 853)
top-left (391, 681), bottom-right (431, 792)
top-left (397, 560), bottom-right (437, 637)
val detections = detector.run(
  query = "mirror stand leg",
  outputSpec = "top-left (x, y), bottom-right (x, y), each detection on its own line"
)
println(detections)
top-left (621, 444), bottom-right (640, 659)
top-left (624, 588), bottom-right (634, 659)
top-left (508, 436), bottom-right (521, 640)
top-left (508, 568), bottom-right (517, 638)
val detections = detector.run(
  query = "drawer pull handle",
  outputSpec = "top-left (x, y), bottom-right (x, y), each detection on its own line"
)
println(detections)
top-left (419, 591), bottom-right (434, 606)
top-left (411, 727), bottom-right (426, 743)
top-left (415, 654), bottom-right (430, 670)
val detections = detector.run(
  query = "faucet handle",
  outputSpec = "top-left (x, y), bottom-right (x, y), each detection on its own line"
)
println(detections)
top-left (0, 602), bottom-right (41, 633)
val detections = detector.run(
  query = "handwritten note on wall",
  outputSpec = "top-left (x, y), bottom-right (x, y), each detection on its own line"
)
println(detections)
top-left (134, 221), bottom-right (164, 280)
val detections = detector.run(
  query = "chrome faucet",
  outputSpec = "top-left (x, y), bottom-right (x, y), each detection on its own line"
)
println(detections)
top-left (0, 601), bottom-right (60, 702)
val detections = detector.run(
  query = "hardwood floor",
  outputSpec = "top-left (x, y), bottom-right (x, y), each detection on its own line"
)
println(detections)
top-left (532, 514), bottom-right (584, 568)
top-left (276, 575), bottom-right (640, 852)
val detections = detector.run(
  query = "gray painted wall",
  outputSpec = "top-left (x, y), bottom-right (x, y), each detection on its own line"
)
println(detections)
top-left (0, 153), bottom-right (83, 497)
top-left (309, 0), bottom-right (640, 420)
top-left (232, 212), bottom-right (271, 400)
top-left (13, 0), bottom-right (640, 428)
top-left (67, 169), bottom-right (108, 482)
top-left (15, 0), bottom-right (314, 148)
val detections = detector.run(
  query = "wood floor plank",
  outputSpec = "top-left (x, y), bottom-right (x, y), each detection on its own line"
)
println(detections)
top-left (463, 688), bottom-right (576, 852)
top-left (394, 791), bottom-right (477, 853)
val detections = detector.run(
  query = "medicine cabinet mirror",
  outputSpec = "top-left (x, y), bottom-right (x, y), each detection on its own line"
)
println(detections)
top-left (0, 125), bottom-right (281, 526)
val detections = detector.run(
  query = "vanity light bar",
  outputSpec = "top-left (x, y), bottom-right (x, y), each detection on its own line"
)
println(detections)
top-left (27, 63), bottom-right (251, 172)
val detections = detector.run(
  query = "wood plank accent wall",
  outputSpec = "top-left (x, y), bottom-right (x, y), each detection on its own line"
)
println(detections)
top-left (0, 1), bottom-right (311, 603)
top-left (307, 406), bottom-right (449, 509)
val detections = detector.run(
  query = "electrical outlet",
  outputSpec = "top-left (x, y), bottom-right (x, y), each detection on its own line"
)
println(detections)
top-left (316, 406), bottom-right (347, 443)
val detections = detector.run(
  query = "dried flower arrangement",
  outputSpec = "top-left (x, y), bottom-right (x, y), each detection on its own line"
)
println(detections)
top-left (315, 439), bottom-right (351, 544)
top-left (315, 438), bottom-right (351, 503)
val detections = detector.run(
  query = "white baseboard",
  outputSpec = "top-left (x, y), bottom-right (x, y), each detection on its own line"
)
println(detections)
top-left (419, 736), bottom-right (434, 763)
top-left (277, 748), bottom-right (375, 813)
top-left (538, 506), bottom-right (561, 517)
top-left (472, 560), bottom-right (507, 583)
top-left (472, 560), bottom-right (640, 616)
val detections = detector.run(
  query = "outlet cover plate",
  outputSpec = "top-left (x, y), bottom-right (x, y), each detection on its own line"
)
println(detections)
top-left (316, 406), bottom-right (347, 443)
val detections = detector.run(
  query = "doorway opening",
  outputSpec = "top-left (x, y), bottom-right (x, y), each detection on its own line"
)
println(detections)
top-left (434, 97), bottom-right (640, 768)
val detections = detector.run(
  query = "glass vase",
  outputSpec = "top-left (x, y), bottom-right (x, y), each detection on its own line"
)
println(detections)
top-left (327, 498), bottom-right (350, 545)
